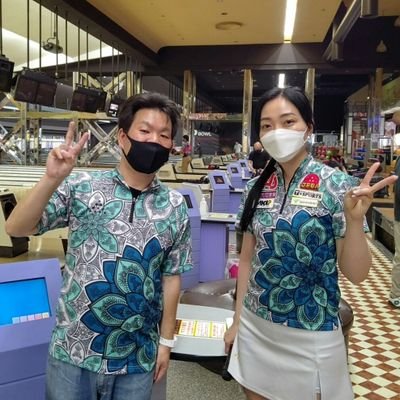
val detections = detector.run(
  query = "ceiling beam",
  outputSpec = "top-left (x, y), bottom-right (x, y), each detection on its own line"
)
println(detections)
top-left (323, 0), bottom-right (361, 61)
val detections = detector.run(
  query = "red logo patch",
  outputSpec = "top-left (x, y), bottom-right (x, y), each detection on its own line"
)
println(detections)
top-left (300, 173), bottom-right (320, 190)
top-left (265, 174), bottom-right (278, 190)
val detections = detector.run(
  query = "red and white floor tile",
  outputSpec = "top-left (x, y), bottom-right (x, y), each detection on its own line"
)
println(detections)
top-left (341, 239), bottom-right (400, 399)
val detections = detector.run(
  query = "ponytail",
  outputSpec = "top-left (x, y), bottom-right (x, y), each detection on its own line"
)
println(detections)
top-left (239, 159), bottom-right (276, 232)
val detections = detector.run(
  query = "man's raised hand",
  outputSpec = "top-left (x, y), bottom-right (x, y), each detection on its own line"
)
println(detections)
top-left (45, 121), bottom-right (90, 181)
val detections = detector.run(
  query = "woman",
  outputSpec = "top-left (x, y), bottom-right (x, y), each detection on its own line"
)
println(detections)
top-left (224, 86), bottom-right (397, 400)
top-left (181, 134), bottom-right (192, 173)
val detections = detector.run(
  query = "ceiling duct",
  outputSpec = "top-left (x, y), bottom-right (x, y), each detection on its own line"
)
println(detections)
top-left (323, 0), bottom-right (361, 61)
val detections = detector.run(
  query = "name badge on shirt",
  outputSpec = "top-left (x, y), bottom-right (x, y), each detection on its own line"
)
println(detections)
top-left (291, 188), bottom-right (323, 208)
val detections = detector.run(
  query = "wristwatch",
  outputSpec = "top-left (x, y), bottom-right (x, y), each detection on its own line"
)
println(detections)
top-left (159, 336), bottom-right (177, 348)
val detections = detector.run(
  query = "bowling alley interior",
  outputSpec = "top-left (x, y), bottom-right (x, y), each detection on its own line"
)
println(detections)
top-left (0, 1), bottom-right (399, 399)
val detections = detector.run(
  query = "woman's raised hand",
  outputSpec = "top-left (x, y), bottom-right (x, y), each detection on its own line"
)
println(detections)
top-left (344, 162), bottom-right (398, 221)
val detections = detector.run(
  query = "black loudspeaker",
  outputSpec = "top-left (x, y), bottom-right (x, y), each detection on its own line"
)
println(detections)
top-left (70, 86), bottom-right (107, 113)
top-left (0, 192), bottom-right (29, 257)
top-left (13, 69), bottom-right (57, 106)
top-left (0, 56), bottom-right (14, 92)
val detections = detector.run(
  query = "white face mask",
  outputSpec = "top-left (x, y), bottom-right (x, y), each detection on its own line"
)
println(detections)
top-left (260, 128), bottom-right (307, 163)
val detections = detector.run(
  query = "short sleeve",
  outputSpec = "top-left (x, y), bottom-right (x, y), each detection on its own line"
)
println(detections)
top-left (36, 180), bottom-right (71, 235)
top-left (162, 199), bottom-right (193, 275)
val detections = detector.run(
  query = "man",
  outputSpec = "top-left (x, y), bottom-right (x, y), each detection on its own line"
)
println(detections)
top-left (390, 156), bottom-right (400, 308)
top-left (233, 141), bottom-right (242, 158)
top-left (248, 141), bottom-right (270, 176)
top-left (6, 92), bottom-right (193, 400)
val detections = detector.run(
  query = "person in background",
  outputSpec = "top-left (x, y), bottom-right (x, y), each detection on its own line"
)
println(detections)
top-left (5, 92), bottom-right (193, 400)
top-left (181, 134), bottom-right (192, 173)
top-left (376, 154), bottom-right (385, 173)
top-left (195, 142), bottom-right (203, 158)
top-left (224, 86), bottom-right (397, 400)
top-left (248, 141), bottom-right (270, 176)
top-left (234, 141), bottom-right (243, 158)
top-left (390, 155), bottom-right (400, 308)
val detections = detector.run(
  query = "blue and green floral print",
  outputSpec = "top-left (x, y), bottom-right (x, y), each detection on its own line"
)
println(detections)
top-left (238, 156), bottom-right (368, 331)
top-left (38, 169), bottom-right (192, 374)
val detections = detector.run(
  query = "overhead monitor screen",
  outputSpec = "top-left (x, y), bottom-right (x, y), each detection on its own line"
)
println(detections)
top-left (70, 91), bottom-right (86, 112)
top-left (14, 77), bottom-right (38, 103)
top-left (35, 82), bottom-right (57, 106)
top-left (213, 175), bottom-right (225, 185)
top-left (231, 167), bottom-right (239, 174)
top-left (0, 278), bottom-right (51, 326)
top-left (183, 194), bottom-right (193, 209)
top-left (108, 101), bottom-right (120, 117)
top-left (107, 97), bottom-right (124, 117)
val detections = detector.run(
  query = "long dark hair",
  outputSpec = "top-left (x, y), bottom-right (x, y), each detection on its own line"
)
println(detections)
top-left (239, 86), bottom-right (314, 232)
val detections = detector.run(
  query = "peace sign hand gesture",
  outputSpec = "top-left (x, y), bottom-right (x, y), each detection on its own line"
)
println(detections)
top-left (344, 162), bottom-right (398, 222)
top-left (45, 121), bottom-right (90, 181)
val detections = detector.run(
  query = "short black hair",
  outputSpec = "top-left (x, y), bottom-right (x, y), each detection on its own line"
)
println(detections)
top-left (118, 92), bottom-right (181, 138)
top-left (183, 134), bottom-right (189, 141)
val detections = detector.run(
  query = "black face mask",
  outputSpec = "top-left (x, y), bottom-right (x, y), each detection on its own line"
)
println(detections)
top-left (123, 136), bottom-right (170, 174)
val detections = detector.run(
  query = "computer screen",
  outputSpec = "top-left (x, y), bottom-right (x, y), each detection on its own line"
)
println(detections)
top-left (70, 91), bottom-right (86, 112)
top-left (55, 83), bottom-right (74, 110)
top-left (14, 77), bottom-right (38, 103)
top-left (108, 102), bottom-right (119, 117)
top-left (70, 87), bottom-right (107, 113)
top-left (213, 175), bottom-right (225, 184)
top-left (181, 182), bottom-right (203, 207)
top-left (0, 278), bottom-right (51, 326)
top-left (35, 82), bottom-right (57, 106)
top-left (183, 194), bottom-right (193, 209)
top-left (107, 97), bottom-right (125, 117)
top-left (231, 167), bottom-right (239, 174)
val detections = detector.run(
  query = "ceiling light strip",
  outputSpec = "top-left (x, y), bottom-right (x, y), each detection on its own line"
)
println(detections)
top-left (284, 0), bottom-right (298, 43)
top-left (278, 73), bottom-right (285, 88)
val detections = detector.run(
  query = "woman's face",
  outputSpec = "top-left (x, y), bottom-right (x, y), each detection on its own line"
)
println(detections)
top-left (259, 96), bottom-right (309, 139)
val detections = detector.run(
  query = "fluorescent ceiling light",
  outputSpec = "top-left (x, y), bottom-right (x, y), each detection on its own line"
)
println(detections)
top-left (284, 0), bottom-right (298, 43)
top-left (278, 73), bottom-right (285, 88)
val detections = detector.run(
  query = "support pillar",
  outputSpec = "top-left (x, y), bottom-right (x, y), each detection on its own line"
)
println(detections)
top-left (20, 103), bottom-right (28, 165)
top-left (183, 70), bottom-right (196, 141)
top-left (242, 69), bottom-right (253, 154)
top-left (133, 72), bottom-right (142, 95)
top-left (126, 71), bottom-right (134, 97)
top-left (305, 68), bottom-right (315, 112)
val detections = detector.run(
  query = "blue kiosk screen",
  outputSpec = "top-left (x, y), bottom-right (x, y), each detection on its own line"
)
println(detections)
top-left (0, 278), bottom-right (51, 326)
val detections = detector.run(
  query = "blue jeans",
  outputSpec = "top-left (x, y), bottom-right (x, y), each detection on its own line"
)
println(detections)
top-left (45, 355), bottom-right (155, 400)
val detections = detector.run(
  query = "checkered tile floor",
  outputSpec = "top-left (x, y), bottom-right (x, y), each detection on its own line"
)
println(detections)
top-left (340, 239), bottom-right (400, 399)
top-left (228, 237), bottom-right (400, 399)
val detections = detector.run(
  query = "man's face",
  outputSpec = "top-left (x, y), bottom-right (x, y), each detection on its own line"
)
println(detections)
top-left (119, 108), bottom-right (173, 151)
top-left (254, 142), bottom-right (262, 151)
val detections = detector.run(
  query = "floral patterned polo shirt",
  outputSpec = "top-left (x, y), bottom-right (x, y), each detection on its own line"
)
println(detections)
top-left (238, 155), bottom-right (367, 331)
top-left (36, 168), bottom-right (192, 374)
